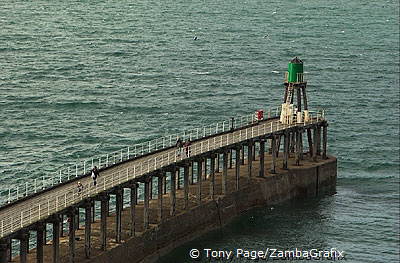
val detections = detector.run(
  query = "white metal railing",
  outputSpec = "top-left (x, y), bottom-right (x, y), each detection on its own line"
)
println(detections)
top-left (0, 107), bottom-right (283, 207)
top-left (283, 72), bottom-right (306, 83)
top-left (0, 110), bottom-right (325, 239)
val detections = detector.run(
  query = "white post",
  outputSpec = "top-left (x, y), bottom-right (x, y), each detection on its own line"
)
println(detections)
top-left (59, 170), bottom-right (62, 183)
top-left (16, 187), bottom-right (19, 200)
top-left (25, 182), bottom-right (28, 197)
top-left (75, 164), bottom-right (78, 177)
top-left (106, 154), bottom-right (109, 166)
top-left (196, 128), bottom-right (199, 139)
top-left (203, 127), bottom-right (206, 137)
top-left (222, 121), bottom-right (225, 132)
top-left (8, 189), bottom-right (10, 203)
top-left (169, 135), bottom-right (172, 146)
top-left (91, 158), bottom-right (94, 168)
top-left (148, 141), bottom-right (151, 153)
top-left (216, 123), bottom-right (219, 133)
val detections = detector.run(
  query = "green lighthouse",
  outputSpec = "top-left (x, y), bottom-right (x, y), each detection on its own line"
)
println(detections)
top-left (280, 57), bottom-right (309, 124)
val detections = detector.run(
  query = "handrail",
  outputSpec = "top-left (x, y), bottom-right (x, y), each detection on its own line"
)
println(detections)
top-left (0, 110), bottom-right (326, 239)
top-left (0, 106), bottom-right (283, 206)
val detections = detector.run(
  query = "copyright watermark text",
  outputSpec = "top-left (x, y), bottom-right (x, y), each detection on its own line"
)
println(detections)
top-left (189, 248), bottom-right (345, 260)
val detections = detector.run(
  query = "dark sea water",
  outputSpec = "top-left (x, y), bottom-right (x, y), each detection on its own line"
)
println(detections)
top-left (1, 0), bottom-right (399, 262)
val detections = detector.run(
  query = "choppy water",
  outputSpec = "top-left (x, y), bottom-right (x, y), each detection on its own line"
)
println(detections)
top-left (1, 0), bottom-right (399, 262)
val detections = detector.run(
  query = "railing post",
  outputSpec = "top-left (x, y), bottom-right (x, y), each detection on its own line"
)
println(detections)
top-left (127, 147), bottom-right (130, 159)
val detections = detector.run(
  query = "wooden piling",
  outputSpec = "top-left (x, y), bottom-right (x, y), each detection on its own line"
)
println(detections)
top-left (235, 146), bottom-right (240, 190)
top-left (129, 183), bottom-right (138, 236)
top-left (313, 127), bottom-right (318, 162)
top-left (283, 131), bottom-right (289, 169)
top-left (0, 240), bottom-right (7, 263)
top-left (67, 209), bottom-right (76, 263)
top-left (144, 179), bottom-right (150, 229)
top-left (222, 150), bottom-right (228, 195)
top-left (170, 169), bottom-right (176, 216)
top-left (271, 136), bottom-right (277, 173)
top-left (157, 173), bottom-right (164, 222)
top-left (18, 232), bottom-right (29, 263)
top-left (259, 139), bottom-right (265, 177)
top-left (115, 188), bottom-right (123, 242)
top-left (307, 128), bottom-right (313, 157)
top-left (84, 202), bottom-right (92, 258)
top-left (197, 159), bottom-right (203, 204)
top-left (51, 215), bottom-right (61, 263)
top-left (36, 223), bottom-right (45, 263)
top-left (322, 123), bottom-right (328, 159)
top-left (184, 164), bottom-right (189, 209)
top-left (247, 141), bottom-right (253, 178)
top-left (100, 195), bottom-right (108, 250)
top-left (210, 155), bottom-right (216, 199)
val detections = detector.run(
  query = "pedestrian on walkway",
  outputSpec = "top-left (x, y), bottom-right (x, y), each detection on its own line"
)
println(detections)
top-left (91, 166), bottom-right (100, 186)
top-left (176, 137), bottom-right (183, 156)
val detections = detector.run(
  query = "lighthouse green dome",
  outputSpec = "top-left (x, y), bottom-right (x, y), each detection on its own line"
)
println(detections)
top-left (287, 57), bottom-right (304, 82)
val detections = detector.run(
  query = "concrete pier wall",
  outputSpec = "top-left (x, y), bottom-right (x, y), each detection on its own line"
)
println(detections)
top-left (91, 157), bottom-right (336, 263)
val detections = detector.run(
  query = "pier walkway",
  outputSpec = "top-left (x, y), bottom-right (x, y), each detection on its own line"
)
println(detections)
top-left (0, 110), bottom-right (328, 263)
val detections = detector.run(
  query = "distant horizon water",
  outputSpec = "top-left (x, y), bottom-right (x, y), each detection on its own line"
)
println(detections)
top-left (1, 0), bottom-right (399, 262)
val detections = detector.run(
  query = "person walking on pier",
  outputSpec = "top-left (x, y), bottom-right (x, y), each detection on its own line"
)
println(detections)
top-left (176, 137), bottom-right (184, 156)
top-left (91, 166), bottom-right (100, 186)
top-left (77, 181), bottom-right (83, 194)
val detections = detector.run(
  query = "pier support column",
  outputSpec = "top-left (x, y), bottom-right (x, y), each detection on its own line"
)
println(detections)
top-left (252, 141), bottom-right (256, 161)
top-left (197, 158), bottom-right (203, 204)
top-left (312, 127), bottom-right (318, 162)
top-left (216, 154), bottom-right (220, 173)
top-left (130, 183), bottom-right (138, 236)
top-left (18, 232), bottom-right (29, 263)
top-left (222, 150), bottom-right (228, 195)
top-left (283, 131), bottom-right (289, 170)
top-left (247, 141), bottom-right (253, 178)
top-left (307, 128), bottom-right (313, 158)
top-left (170, 169), bottom-right (176, 216)
top-left (241, 145), bottom-right (245, 165)
top-left (229, 149), bottom-right (233, 169)
top-left (184, 164), bottom-right (189, 209)
top-left (322, 123), bottom-right (328, 159)
top-left (210, 154), bottom-right (216, 199)
top-left (115, 188), bottom-right (123, 242)
top-left (271, 136), bottom-right (277, 174)
top-left (176, 168), bottom-right (181, 190)
top-left (163, 175), bottom-right (167, 195)
top-left (60, 215), bottom-right (64, 237)
top-left (317, 125), bottom-right (322, 156)
top-left (84, 201), bottom-right (92, 258)
top-left (157, 173), bottom-right (164, 222)
top-left (0, 240), bottom-right (7, 263)
top-left (36, 223), bottom-right (45, 263)
top-left (51, 215), bottom-right (61, 263)
top-left (295, 130), bottom-right (301, 166)
top-left (290, 132), bottom-right (295, 153)
top-left (276, 135), bottom-right (281, 158)
top-left (235, 146), bottom-right (240, 190)
top-left (259, 139), bottom-right (265, 177)
top-left (144, 178), bottom-right (150, 230)
top-left (100, 195), bottom-right (108, 250)
top-left (67, 209), bottom-right (76, 263)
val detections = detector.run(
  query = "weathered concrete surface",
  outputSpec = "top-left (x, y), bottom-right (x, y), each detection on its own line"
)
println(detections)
top-left (90, 156), bottom-right (337, 263)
